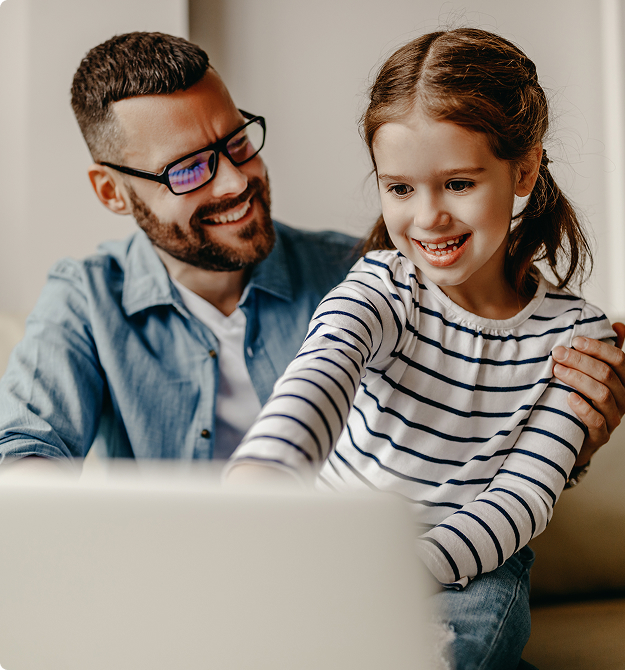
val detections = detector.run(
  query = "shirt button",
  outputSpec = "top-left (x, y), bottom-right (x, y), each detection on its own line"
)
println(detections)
top-left (246, 346), bottom-right (254, 357)
top-left (208, 349), bottom-right (217, 358)
top-left (201, 429), bottom-right (211, 439)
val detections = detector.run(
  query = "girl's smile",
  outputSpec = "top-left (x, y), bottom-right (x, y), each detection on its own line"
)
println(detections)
top-left (373, 112), bottom-right (537, 318)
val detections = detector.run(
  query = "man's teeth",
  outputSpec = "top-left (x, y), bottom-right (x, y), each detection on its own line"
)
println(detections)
top-left (420, 237), bottom-right (463, 256)
top-left (210, 200), bottom-right (251, 224)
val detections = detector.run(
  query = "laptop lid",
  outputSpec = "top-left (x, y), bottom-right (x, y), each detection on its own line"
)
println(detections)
top-left (0, 466), bottom-right (433, 670)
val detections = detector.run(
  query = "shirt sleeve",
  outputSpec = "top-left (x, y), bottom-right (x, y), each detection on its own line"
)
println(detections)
top-left (0, 260), bottom-right (105, 466)
top-left (227, 261), bottom-right (403, 480)
top-left (416, 303), bottom-right (616, 588)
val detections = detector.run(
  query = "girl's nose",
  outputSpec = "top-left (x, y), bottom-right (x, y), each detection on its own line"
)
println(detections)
top-left (412, 192), bottom-right (450, 230)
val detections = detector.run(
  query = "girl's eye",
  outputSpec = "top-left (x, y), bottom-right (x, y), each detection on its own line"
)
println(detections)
top-left (389, 184), bottom-right (413, 197)
top-left (447, 180), bottom-right (474, 193)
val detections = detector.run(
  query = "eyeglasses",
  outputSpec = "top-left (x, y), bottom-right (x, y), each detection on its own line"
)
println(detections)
top-left (99, 110), bottom-right (266, 195)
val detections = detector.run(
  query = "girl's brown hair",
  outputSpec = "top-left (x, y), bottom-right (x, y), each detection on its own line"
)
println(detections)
top-left (361, 28), bottom-right (591, 297)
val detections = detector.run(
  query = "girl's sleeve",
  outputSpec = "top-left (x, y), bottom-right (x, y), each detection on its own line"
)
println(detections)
top-left (416, 304), bottom-right (616, 589)
top-left (226, 264), bottom-right (404, 481)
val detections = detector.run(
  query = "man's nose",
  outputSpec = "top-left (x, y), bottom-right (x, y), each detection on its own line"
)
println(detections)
top-left (209, 153), bottom-right (248, 199)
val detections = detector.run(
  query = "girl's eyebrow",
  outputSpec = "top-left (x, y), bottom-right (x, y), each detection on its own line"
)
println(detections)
top-left (377, 167), bottom-right (486, 182)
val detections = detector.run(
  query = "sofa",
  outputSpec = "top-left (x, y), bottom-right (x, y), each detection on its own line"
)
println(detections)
top-left (1, 312), bottom-right (624, 668)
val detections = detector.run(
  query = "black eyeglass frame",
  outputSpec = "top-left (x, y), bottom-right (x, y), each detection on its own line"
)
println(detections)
top-left (99, 110), bottom-right (266, 195)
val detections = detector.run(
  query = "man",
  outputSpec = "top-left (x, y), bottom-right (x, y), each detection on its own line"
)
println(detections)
top-left (0, 32), bottom-right (623, 472)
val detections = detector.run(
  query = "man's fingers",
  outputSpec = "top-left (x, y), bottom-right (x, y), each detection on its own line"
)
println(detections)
top-left (567, 335), bottom-right (625, 382)
top-left (613, 322), bottom-right (625, 350)
top-left (553, 340), bottom-right (625, 412)
top-left (553, 361), bottom-right (621, 432)
top-left (567, 392), bottom-right (609, 465)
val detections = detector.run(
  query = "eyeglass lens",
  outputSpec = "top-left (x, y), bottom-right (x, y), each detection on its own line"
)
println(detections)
top-left (168, 118), bottom-right (264, 194)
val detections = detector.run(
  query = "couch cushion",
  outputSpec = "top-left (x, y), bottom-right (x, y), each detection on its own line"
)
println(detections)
top-left (529, 419), bottom-right (625, 599)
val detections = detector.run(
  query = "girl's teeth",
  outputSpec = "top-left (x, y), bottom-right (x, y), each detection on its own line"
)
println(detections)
top-left (424, 237), bottom-right (461, 251)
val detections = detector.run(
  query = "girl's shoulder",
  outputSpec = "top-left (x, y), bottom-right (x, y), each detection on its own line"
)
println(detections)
top-left (351, 249), bottom-right (416, 283)
top-left (534, 276), bottom-right (614, 342)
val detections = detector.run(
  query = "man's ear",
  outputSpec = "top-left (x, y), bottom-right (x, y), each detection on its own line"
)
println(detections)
top-left (88, 164), bottom-right (133, 215)
top-left (515, 143), bottom-right (543, 198)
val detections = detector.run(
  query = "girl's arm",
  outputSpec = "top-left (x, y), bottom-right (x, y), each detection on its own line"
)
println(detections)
top-left (225, 262), bottom-right (402, 483)
top-left (416, 308), bottom-right (616, 589)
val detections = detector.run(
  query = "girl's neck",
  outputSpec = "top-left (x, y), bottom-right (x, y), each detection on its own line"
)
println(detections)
top-left (438, 275), bottom-right (533, 320)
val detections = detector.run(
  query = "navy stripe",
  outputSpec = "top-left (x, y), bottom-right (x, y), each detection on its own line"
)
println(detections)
top-left (331, 447), bottom-right (379, 492)
top-left (289, 377), bottom-right (345, 431)
top-left (314, 309), bottom-right (374, 348)
top-left (344, 277), bottom-right (403, 353)
top-left (320, 332), bottom-right (368, 367)
top-left (243, 435), bottom-right (312, 462)
top-left (295, 354), bottom-right (358, 395)
top-left (352, 401), bottom-right (515, 465)
top-left (513, 448), bottom-right (569, 480)
top-left (414, 331), bottom-right (551, 366)
top-left (320, 294), bottom-right (383, 329)
top-left (272, 392), bottom-right (335, 448)
top-left (358, 384), bottom-right (520, 444)
top-left (257, 412), bottom-right (324, 460)
top-left (490, 488), bottom-right (536, 536)
top-left (421, 537), bottom-right (461, 582)
top-left (534, 404), bottom-right (586, 432)
top-left (394, 353), bottom-right (553, 392)
top-left (479, 499), bottom-right (521, 553)
top-left (369, 368), bottom-right (535, 419)
top-left (304, 366), bottom-right (352, 411)
top-left (454, 512), bottom-right (502, 566)
top-left (545, 292), bottom-right (582, 301)
top-left (521, 426), bottom-right (578, 457)
top-left (499, 468), bottom-right (557, 505)
top-left (417, 303), bottom-right (581, 342)
top-left (439, 524), bottom-right (483, 576)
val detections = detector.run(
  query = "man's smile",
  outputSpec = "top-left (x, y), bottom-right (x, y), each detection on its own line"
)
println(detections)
top-left (204, 199), bottom-right (252, 225)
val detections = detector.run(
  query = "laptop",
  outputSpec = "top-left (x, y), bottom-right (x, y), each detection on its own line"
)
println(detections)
top-left (0, 464), bottom-right (434, 670)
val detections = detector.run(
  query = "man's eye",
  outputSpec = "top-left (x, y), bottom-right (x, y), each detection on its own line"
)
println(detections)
top-left (389, 184), bottom-right (413, 197)
top-left (447, 180), bottom-right (474, 192)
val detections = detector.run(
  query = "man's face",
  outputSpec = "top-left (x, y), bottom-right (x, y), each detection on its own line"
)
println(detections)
top-left (111, 70), bottom-right (275, 272)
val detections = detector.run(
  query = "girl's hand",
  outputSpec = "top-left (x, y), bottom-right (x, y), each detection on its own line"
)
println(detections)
top-left (552, 322), bottom-right (625, 465)
top-left (223, 463), bottom-right (300, 490)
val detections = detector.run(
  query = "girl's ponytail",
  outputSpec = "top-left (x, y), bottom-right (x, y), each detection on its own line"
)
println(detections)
top-left (506, 151), bottom-right (592, 298)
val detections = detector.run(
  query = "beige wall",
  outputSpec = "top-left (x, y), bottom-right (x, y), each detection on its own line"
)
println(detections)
top-left (0, 0), bottom-right (188, 313)
top-left (190, 0), bottom-right (624, 319)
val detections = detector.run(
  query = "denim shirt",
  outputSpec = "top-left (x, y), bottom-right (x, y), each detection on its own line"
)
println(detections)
top-left (0, 222), bottom-right (358, 465)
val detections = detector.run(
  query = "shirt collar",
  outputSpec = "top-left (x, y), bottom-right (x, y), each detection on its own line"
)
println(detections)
top-left (121, 221), bottom-right (294, 317)
top-left (244, 221), bottom-right (294, 303)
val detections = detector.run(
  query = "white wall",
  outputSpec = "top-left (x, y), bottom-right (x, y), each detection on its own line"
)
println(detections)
top-left (190, 0), bottom-right (624, 318)
top-left (0, 0), bottom-right (188, 313)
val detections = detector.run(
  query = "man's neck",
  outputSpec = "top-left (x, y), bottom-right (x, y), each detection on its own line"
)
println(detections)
top-left (155, 247), bottom-right (248, 317)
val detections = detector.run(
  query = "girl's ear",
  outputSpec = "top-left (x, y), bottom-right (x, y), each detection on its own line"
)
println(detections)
top-left (88, 164), bottom-right (133, 215)
top-left (515, 144), bottom-right (543, 198)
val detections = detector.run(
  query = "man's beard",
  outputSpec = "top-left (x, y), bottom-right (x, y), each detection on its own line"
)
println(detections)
top-left (128, 175), bottom-right (276, 272)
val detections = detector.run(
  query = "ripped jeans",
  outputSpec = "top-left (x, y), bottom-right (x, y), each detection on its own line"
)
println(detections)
top-left (431, 545), bottom-right (535, 670)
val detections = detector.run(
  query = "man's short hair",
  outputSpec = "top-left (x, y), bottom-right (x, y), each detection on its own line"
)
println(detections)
top-left (71, 32), bottom-right (210, 162)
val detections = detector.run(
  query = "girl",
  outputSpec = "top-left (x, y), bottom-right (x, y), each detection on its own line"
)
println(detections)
top-left (225, 29), bottom-right (615, 669)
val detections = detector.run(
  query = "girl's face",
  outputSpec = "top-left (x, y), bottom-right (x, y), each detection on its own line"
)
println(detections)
top-left (373, 112), bottom-right (536, 316)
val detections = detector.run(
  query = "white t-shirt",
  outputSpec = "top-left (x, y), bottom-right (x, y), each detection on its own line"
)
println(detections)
top-left (172, 279), bottom-right (262, 460)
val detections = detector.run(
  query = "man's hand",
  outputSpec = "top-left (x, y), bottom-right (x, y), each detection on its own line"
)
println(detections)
top-left (552, 322), bottom-right (625, 466)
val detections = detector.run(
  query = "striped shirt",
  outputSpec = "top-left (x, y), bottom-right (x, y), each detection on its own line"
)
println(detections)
top-left (229, 250), bottom-right (615, 588)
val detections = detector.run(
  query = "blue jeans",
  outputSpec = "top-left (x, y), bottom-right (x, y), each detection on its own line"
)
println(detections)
top-left (431, 546), bottom-right (535, 670)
